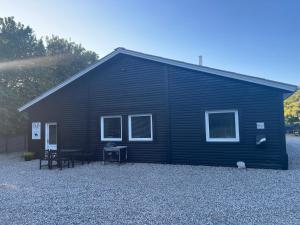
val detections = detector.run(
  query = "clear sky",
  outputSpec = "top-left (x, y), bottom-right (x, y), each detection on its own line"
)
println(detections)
top-left (0, 0), bottom-right (299, 85)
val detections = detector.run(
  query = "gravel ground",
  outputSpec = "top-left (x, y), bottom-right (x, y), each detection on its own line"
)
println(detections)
top-left (1, 136), bottom-right (300, 225)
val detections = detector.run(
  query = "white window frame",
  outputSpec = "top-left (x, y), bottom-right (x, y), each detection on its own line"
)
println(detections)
top-left (205, 110), bottom-right (240, 142)
top-left (101, 115), bottom-right (122, 141)
top-left (45, 122), bottom-right (58, 150)
top-left (128, 114), bottom-right (153, 141)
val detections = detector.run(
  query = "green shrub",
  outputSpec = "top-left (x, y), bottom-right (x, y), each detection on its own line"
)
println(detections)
top-left (23, 152), bottom-right (35, 161)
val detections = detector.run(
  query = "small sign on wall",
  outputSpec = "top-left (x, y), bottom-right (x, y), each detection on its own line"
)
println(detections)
top-left (256, 122), bottom-right (265, 130)
top-left (32, 122), bottom-right (41, 139)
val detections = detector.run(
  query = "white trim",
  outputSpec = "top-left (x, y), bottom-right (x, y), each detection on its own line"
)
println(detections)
top-left (205, 110), bottom-right (240, 142)
top-left (100, 115), bottom-right (122, 141)
top-left (45, 122), bottom-right (57, 150)
top-left (117, 49), bottom-right (297, 92)
top-left (128, 114), bottom-right (153, 141)
top-left (18, 48), bottom-right (298, 112)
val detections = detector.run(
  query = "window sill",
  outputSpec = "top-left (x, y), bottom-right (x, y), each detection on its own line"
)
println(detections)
top-left (206, 138), bottom-right (240, 143)
top-left (129, 138), bottom-right (153, 142)
top-left (101, 139), bottom-right (122, 142)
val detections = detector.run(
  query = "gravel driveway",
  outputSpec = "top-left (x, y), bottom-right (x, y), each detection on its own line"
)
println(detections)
top-left (1, 136), bottom-right (300, 225)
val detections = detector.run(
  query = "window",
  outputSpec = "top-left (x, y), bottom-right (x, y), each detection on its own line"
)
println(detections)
top-left (101, 116), bottom-right (122, 141)
top-left (205, 110), bottom-right (239, 142)
top-left (128, 114), bottom-right (153, 141)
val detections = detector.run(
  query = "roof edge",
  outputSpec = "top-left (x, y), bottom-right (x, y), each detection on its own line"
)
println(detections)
top-left (19, 47), bottom-right (298, 112)
top-left (117, 48), bottom-right (298, 93)
top-left (18, 49), bottom-right (120, 112)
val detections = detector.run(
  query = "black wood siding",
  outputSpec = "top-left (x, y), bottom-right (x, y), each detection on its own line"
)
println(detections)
top-left (26, 53), bottom-right (287, 169)
top-left (87, 55), bottom-right (170, 162)
top-left (27, 75), bottom-right (90, 157)
top-left (167, 65), bottom-right (287, 169)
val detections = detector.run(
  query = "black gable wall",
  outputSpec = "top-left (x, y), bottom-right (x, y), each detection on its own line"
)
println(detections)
top-left (167, 65), bottom-right (287, 169)
top-left (27, 53), bottom-right (288, 169)
top-left (27, 54), bottom-right (170, 162)
top-left (88, 54), bottom-right (170, 162)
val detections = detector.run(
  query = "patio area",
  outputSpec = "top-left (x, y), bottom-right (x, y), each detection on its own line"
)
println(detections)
top-left (0, 136), bottom-right (300, 225)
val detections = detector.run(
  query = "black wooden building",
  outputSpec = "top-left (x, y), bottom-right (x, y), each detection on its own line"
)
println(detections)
top-left (19, 48), bottom-right (297, 169)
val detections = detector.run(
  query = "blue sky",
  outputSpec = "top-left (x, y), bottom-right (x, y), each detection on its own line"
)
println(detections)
top-left (1, 0), bottom-right (299, 85)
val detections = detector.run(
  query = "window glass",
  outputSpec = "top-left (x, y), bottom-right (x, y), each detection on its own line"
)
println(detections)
top-left (129, 114), bottom-right (153, 141)
top-left (102, 117), bottom-right (122, 140)
top-left (131, 116), bottom-right (151, 138)
top-left (209, 112), bottom-right (236, 138)
top-left (48, 124), bottom-right (57, 144)
top-left (205, 110), bottom-right (239, 142)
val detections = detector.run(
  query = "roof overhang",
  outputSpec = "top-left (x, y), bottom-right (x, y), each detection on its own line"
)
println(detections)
top-left (18, 47), bottom-right (298, 112)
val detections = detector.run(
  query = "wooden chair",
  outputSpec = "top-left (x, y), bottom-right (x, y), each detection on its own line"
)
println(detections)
top-left (40, 150), bottom-right (71, 170)
top-left (39, 150), bottom-right (53, 169)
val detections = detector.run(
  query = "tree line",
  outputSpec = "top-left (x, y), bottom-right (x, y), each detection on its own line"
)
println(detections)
top-left (0, 17), bottom-right (299, 139)
top-left (0, 17), bottom-right (98, 137)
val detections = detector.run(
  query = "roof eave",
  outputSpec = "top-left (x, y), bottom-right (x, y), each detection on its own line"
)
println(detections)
top-left (18, 49), bottom-right (120, 112)
top-left (117, 48), bottom-right (298, 93)
top-left (18, 47), bottom-right (298, 112)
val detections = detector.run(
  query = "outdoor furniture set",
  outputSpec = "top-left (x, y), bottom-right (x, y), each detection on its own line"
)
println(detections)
top-left (39, 149), bottom-right (93, 170)
top-left (39, 143), bottom-right (127, 169)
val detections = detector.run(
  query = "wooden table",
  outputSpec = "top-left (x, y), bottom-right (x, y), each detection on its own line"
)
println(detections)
top-left (59, 149), bottom-right (82, 168)
top-left (103, 146), bottom-right (128, 165)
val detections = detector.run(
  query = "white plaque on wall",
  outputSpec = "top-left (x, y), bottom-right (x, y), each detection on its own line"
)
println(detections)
top-left (32, 122), bottom-right (41, 139)
top-left (256, 122), bottom-right (265, 130)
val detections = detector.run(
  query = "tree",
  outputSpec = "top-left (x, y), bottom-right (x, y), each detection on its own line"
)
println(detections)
top-left (44, 35), bottom-right (98, 87)
top-left (0, 17), bottom-right (45, 137)
top-left (0, 17), bottom-right (45, 60)
top-left (0, 17), bottom-right (98, 137)
top-left (284, 88), bottom-right (300, 125)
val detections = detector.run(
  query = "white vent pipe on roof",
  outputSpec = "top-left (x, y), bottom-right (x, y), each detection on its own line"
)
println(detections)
top-left (198, 56), bottom-right (203, 66)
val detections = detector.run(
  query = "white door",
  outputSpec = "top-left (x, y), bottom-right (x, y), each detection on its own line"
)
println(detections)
top-left (45, 123), bottom-right (57, 150)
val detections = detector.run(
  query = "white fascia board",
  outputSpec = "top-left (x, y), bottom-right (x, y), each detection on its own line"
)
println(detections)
top-left (117, 48), bottom-right (298, 93)
top-left (19, 47), bottom-right (298, 112)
